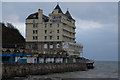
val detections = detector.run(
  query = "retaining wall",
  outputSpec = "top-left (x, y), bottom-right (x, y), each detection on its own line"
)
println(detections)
top-left (2, 63), bottom-right (87, 79)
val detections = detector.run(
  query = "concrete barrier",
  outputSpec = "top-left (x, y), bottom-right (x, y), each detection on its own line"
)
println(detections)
top-left (2, 63), bottom-right (87, 79)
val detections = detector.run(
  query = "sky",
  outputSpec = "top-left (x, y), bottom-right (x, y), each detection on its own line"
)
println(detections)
top-left (2, 2), bottom-right (118, 61)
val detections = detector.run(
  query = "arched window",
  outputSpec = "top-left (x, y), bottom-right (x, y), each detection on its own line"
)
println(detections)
top-left (56, 43), bottom-right (60, 48)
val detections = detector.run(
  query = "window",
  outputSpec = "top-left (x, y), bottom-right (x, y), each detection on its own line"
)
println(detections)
top-left (33, 20), bottom-right (35, 23)
top-left (33, 30), bottom-right (38, 34)
top-left (45, 30), bottom-right (47, 34)
top-left (50, 36), bottom-right (52, 40)
top-left (34, 44), bottom-right (38, 49)
top-left (43, 51), bottom-right (46, 54)
top-left (57, 36), bottom-right (59, 40)
top-left (50, 24), bottom-right (52, 28)
top-left (28, 45), bottom-right (31, 49)
top-left (59, 16), bottom-right (61, 19)
top-left (50, 31), bottom-right (52, 34)
top-left (44, 36), bottom-right (47, 40)
top-left (33, 24), bottom-right (38, 28)
top-left (33, 30), bottom-right (35, 34)
top-left (33, 24), bottom-right (35, 28)
top-left (36, 30), bottom-right (38, 34)
top-left (52, 20), bottom-right (55, 22)
top-left (33, 15), bottom-right (36, 18)
top-left (56, 44), bottom-right (60, 48)
top-left (52, 16), bottom-right (55, 19)
top-left (45, 24), bottom-right (47, 28)
top-left (33, 36), bottom-right (38, 40)
top-left (35, 36), bottom-right (38, 40)
top-left (33, 36), bottom-right (35, 40)
top-left (73, 23), bottom-right (75, 25)
top-left (44, 44), bottom-right (47, 49)
top-left (57, 30), bottom-right (59, 33)
top-left (36, 24), bottom-right (38, 28)
top-left (50, 44), bottom-right (53, 48)
top-left (57, 24), bottom-right (59, 27)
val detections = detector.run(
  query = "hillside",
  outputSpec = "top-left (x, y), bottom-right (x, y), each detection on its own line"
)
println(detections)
top-left (1, 22), bottom-right (25, 48)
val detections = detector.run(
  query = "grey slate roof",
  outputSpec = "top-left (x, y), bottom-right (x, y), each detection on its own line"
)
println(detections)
top-left (65, 11), bottom-right (72, 19)
top-left (26, 5), bottom-right (75, 21)
top-left (65, 11), bottom-right (75, 21)
top-left (26, 12), bottom-right (49, 22)
top-left (53, 4), bottom-right (63, 14)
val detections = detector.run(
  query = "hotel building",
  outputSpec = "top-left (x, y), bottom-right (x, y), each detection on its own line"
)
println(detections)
top-left (25, 4), bottom-right (83, 57)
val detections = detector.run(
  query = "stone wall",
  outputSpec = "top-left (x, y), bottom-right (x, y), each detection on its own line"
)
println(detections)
top-left (2, 63), bottom-right (87, 79)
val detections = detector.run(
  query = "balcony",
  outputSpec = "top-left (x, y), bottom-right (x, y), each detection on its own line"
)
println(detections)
top-left (63, 28), bottom-right (72, 33)
top-left (63, 34), bottom-right (75, 39)
top-left (63, 28), bottom-right (76, 34)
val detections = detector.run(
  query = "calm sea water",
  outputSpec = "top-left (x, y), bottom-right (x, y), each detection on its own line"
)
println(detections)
top-left (10, 61), bottom-right (119, 80)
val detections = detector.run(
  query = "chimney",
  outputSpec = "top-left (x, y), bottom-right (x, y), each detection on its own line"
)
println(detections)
top-left (38, 9), bottom-right (43, 23)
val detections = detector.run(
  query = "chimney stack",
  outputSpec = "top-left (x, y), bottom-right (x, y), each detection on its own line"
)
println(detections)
top-left (38, 9), bottom-right (43, 23)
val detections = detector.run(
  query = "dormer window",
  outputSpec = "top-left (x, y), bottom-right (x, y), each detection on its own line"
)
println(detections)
top-left (33, 15), bottom-right (36, 18)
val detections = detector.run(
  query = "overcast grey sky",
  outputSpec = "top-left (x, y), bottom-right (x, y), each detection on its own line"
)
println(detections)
top-left (2, 2), bottom-right (118, 61)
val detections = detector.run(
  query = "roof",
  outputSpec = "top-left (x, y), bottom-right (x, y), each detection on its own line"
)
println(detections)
top-left (65, 11), bottom-right (72, 19)
top-left (65, 11), bottom-right (75, 21)
top-left (53, 4), bottom-right (63, 14)
top-left (26, 4), bottom-right (75, 21)
top-left (26, 12), bottom-right (49, 22)
top-left (26, 12), bottom-right (38, 19)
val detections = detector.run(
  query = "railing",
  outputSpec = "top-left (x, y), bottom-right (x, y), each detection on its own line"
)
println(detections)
top-left (1, 52), bottom-right (90, 64)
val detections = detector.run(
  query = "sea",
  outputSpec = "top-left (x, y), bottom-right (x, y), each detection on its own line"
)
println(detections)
top-left (8, 61), bottom-right (119, 80)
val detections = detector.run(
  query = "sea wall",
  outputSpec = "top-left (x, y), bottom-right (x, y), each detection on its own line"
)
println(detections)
top-left (2, 63), bottom-right (87, 79)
